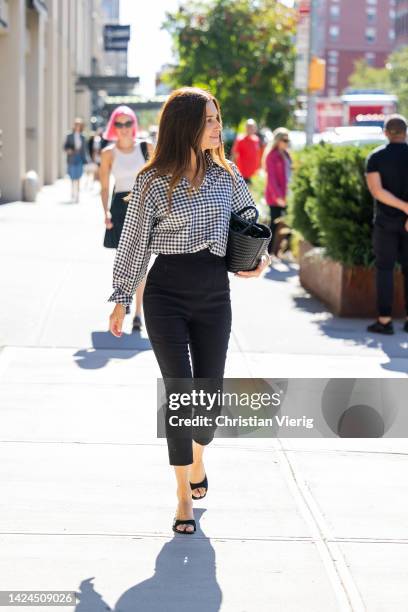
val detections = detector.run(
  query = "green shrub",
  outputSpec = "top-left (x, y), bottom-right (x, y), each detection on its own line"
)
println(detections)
top-left (287, 146), bottom-right (326, 246)
top-left (313, 145), bottom-right (375, 267)
top-left (288, 143), bottom-right (378, 267)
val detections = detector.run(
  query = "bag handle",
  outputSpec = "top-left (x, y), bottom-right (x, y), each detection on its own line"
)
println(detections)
top-left (235, 205), bottom-right (259, 223)
top-left (232, 205), bottom-right (259, 235)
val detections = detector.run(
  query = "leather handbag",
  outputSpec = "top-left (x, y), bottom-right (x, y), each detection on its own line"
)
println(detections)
top-left (226, 205), bottom-right (271, 272)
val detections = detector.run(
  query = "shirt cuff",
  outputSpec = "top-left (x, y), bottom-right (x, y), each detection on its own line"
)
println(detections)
top-left (108, 288), bottom-right (132, 315)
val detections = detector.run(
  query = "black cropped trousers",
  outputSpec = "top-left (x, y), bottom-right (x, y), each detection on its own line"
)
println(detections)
top-left (143, 249), bottom-right (232, 465)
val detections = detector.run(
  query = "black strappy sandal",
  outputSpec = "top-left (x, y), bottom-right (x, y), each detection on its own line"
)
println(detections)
top-left (172, 518), bottom-right (196, 534)
top-left (190, 475), bottom-right (208, 500)
top-left (132, 315), bottom-right (142, 331)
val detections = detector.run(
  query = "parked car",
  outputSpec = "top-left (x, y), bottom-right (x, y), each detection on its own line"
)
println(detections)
top-left (314, 126), bottom-right (387, 147)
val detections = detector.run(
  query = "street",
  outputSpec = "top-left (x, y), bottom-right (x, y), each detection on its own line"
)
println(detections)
top-left (0, 180), bottom-right (407, 612)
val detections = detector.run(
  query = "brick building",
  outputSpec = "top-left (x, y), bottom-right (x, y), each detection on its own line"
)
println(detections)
top-left (317, 0), bottom-right (396, 96)
top-left (395, 0), bottom-right (408, 47)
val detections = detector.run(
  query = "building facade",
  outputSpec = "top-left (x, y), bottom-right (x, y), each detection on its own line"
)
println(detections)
top-left (394, 0), bottom-right (408, 47)
top-left (0, 0), bottom-right (104, 203)
top-left (317, 0), bottom-right (396, 96)
top-left (101, 0), bottom-right (128, 78)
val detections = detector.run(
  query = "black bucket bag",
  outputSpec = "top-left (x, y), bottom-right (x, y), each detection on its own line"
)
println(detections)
top-left (226, 205), bottom-right (271, 273)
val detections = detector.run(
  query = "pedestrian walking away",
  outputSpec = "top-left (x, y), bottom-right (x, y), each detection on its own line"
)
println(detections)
top-left (87, 127), bottom-right (106, 183)
top-left (262, 127), bottom-right (292, 256)
top-left (365, 114), bottom-right (408, 335)
top-left (63, 118), bottom-right (88, 203)
top-left (100, 105), bottom-right (153, 331)
top-left (231, 118), bottom-right (261, 184)
top-left (108, 87), bottom-right (269, 535)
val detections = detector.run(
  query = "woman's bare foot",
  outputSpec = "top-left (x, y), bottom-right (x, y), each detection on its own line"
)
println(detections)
top-left (174, 492), bottom-right (195, 533)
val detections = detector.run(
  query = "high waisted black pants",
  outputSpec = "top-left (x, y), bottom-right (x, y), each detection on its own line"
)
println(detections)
top-left (143, 250), bottom-right (232, 466)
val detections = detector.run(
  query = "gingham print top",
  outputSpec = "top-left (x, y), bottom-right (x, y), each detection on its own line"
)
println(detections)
top-left (108, 154), bottom-right (256, 310)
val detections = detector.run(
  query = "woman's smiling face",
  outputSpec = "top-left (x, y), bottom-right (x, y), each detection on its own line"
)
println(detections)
top-left (200, 100), bottom-right (222, 151)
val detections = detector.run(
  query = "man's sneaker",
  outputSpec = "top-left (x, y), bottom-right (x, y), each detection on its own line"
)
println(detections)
top-left (367, 320), bottom-right (394, 335)
top-left (404, 320), bottom-right (408, 333)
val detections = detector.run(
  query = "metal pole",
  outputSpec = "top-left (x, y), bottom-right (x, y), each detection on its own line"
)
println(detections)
top-left (306, 0), bottom-right (318, 145)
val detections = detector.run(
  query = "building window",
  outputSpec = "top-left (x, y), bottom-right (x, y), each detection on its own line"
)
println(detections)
top-left (327, 50), bottom-right (339, 65)
top-left (328, 73), bottom-right (338, 86)
top-left (365, 27), bottom-right (376, 42)
top-left (328, 88), bottom-right (338, 96)
top-left (330, 5), bottom-right (340, 18)
top-left (366, 0), bottom-right (377, 5)
top-left (389, 28), bottom-right (396, 39)
top-left (329, 25), bottom-right (340, 39)
top-left (366, 7), bottom-right (376, 21)
top-left (389, 9), bottom-right (396, 18)
top-left (365, 52), bottom-right (376, 66)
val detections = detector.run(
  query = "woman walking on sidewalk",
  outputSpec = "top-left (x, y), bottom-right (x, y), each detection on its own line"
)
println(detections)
top-left (263, 127), bottom-right (292, 255)
top-left (108, 87), bottom-right (269, 535)
top-left (63, 118), bottom-right (88, 203)
top-left (100, 105), bottom-right (152, 331)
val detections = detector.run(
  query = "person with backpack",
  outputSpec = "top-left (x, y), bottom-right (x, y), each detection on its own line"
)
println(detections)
top-left (100, 105), bottom-right (153, 331)
top-left (365, 114), bottom-right (408, 335)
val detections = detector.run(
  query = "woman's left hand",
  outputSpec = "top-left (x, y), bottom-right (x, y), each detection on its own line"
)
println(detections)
top-left (235, 254), bottom-right (271, 278)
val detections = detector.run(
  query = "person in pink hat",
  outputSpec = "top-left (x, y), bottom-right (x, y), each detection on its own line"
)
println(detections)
top-left (100, 106), bottom-right (153, 331)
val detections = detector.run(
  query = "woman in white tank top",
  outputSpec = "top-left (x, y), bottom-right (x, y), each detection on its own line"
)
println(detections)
top-left (100, 105), bottom-right (153, 331)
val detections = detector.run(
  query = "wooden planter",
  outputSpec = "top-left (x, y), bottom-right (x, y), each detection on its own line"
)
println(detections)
top-left (299, 242), bottom-right (405, 318)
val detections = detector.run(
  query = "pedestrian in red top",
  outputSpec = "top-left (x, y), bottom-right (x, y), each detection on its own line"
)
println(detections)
top-left (232, 119), bottom-right (261, 184)
top-left (263, 127), bottom-right (292, 254)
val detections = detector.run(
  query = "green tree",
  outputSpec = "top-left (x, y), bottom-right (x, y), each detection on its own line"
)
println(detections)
top-left (388, 46), bottom-right (408, 118)
top-left (162, 0), bottom-right (296, 128)
top-left (348, 59), bottom-right (391, 91)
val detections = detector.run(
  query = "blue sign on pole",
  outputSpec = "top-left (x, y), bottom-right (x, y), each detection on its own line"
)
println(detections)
top-left (104, 25), bottom-right (131, 52)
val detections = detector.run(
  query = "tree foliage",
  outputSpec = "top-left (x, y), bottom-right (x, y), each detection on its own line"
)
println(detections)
top-left (348, 48), bottom-right (408, 118)
top-left (348, 59), bottom-right (391, 92)
top-left (387, 47), bottom-right (408, 119)
top-left (162, 0), bottom-right (296, 128)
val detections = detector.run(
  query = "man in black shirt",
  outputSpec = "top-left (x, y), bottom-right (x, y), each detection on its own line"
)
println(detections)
top-left (365, 114), bottom-right (408, 334)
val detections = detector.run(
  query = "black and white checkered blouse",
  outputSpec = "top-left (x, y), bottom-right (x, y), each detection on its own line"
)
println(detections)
top-left (108, 154), bottom-right (256, 310)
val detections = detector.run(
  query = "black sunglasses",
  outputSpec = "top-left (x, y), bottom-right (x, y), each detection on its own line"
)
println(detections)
top-left (281, 138), bottom-right (290, 143)
top-left (114, 120), bottom-right (134, 128)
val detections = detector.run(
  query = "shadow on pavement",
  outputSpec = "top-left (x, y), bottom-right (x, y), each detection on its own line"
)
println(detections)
top-left (73, 331), bottom-right (151, 370)
top-left (291, 286), bottom-right (408, 374)
top-left (319, 319), bottom-right (408, 374)
top-left (74, 509), bottom-right (222, 612)
top-left (263, 261), bottom-right (299, 283)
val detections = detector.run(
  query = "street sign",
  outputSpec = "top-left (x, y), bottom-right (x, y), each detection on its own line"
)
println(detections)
top-left (104, 25), bottom-right (131, 52)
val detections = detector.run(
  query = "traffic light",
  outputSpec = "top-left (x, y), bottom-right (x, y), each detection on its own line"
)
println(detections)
top-left (308, 56), bottom-right (326, 92)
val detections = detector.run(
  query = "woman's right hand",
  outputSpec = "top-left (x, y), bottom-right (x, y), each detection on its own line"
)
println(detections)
top-left (276, 197), bottom-right (286, 207)
top-left (109, 304), bottom-right (126, 337)
top-left (105, 211), bottom-right (113, 229)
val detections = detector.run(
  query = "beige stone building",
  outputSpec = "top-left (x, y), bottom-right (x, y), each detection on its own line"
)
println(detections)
top-left (0, 0), bottom-right (104, 202)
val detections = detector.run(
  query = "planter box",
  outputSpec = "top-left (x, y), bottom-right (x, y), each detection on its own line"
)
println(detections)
top-left (299, 242), bottom-right (405, 318)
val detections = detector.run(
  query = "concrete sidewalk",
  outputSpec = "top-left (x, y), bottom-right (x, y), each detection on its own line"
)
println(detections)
top-left (0, 179), bottom-right (407, 611)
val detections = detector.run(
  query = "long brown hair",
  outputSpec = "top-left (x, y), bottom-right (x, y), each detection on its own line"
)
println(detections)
top-left (139, 87), bottom-right (234, 208)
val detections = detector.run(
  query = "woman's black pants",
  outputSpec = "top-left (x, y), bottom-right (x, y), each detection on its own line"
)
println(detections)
top-left (268, 206), bottom-right (285, 254)
top-left (143, 250), bottom-right (232, 466)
